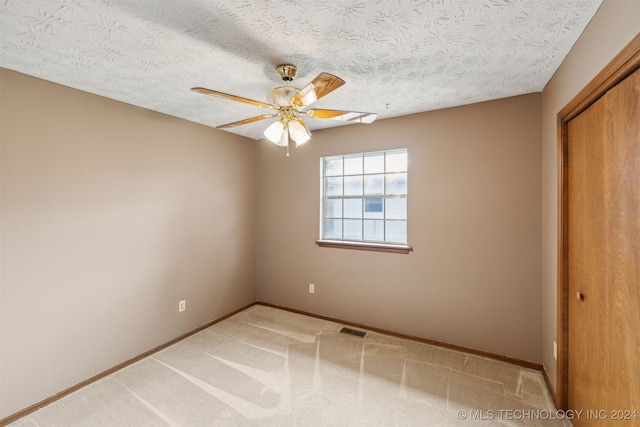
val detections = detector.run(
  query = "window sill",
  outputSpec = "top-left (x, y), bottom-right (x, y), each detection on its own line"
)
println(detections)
top-left (315, 240), bottom-right (413, 254)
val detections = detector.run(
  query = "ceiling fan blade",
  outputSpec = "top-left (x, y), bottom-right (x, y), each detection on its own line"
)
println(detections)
top-left (305, 109), bottom-right (377, 124)
top-left (290, 73), bottom-right (345, 108)
top-left (216, 114), bottom-right (276, 129)
top-left (191, 87), bottom-right (275, 109)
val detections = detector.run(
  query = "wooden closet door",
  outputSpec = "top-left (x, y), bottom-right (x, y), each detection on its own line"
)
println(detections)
top-left (567, 67), bottom-right (640, 425)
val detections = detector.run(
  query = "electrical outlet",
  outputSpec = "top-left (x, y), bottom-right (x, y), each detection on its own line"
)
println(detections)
top-left (179, 300), bottom-right (186, 312)
top-left (553, 341), bottom-right (557, 360)
top-left (309, 283), bottom-right (315, 294)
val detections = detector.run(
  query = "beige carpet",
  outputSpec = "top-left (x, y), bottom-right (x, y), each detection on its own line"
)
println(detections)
top-left (9, 305), bottom-right (568, 426)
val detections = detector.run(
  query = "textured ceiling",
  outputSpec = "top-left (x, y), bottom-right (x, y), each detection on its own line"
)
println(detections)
top-left (1, 0), bottom-right (602, 140)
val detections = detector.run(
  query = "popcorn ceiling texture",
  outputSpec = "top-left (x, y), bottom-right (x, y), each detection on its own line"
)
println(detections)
top-left (0, 0), bottom-right (602, 140)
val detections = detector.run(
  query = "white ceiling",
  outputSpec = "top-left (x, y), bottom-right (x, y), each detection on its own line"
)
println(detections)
top-left (1, 0), bottom-right (602, 140)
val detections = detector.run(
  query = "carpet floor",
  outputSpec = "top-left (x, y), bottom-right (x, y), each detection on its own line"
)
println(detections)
top-left (9, 305), bottom-right (568, 426)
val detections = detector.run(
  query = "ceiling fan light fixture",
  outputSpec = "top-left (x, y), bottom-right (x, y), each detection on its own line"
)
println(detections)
top-left (264, 120), bottom-right (284, 143)
top-left (276, 126), bottom-right (289, 147)
top-left (289, 119), bottom-right (311, 146)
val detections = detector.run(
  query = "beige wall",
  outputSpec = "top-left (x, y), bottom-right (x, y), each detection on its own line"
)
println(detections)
top-left (257, 93), bottom-right (543, 363)
top-left (541, 0), bottom-right (639, 395)
top-left (0, 69), bottom-right (257, 418)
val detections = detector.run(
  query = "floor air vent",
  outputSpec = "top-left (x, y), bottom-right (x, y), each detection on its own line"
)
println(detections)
top-left (340, 327), bottom-right (367, 338)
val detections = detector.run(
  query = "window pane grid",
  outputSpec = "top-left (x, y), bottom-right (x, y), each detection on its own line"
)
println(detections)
top-left (321, 149), bottom-right (407, 245)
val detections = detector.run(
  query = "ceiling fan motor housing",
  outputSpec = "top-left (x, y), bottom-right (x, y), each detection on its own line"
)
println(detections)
top-left (267, 86), bottom-right (299, 107)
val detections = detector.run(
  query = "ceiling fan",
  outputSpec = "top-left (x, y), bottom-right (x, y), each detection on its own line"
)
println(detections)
top-left (191, 64), bottom-right (377, 155)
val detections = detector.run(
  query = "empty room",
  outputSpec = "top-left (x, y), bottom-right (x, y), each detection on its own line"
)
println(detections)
top-left (1, 0), bottom-right (638, 426)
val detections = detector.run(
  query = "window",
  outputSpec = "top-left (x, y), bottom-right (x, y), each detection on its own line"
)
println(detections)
top-left (318, 149), bottom-right (410, 253)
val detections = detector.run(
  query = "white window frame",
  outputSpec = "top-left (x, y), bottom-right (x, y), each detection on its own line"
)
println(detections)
top-left (316, 149), bottom-right (412, 254)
